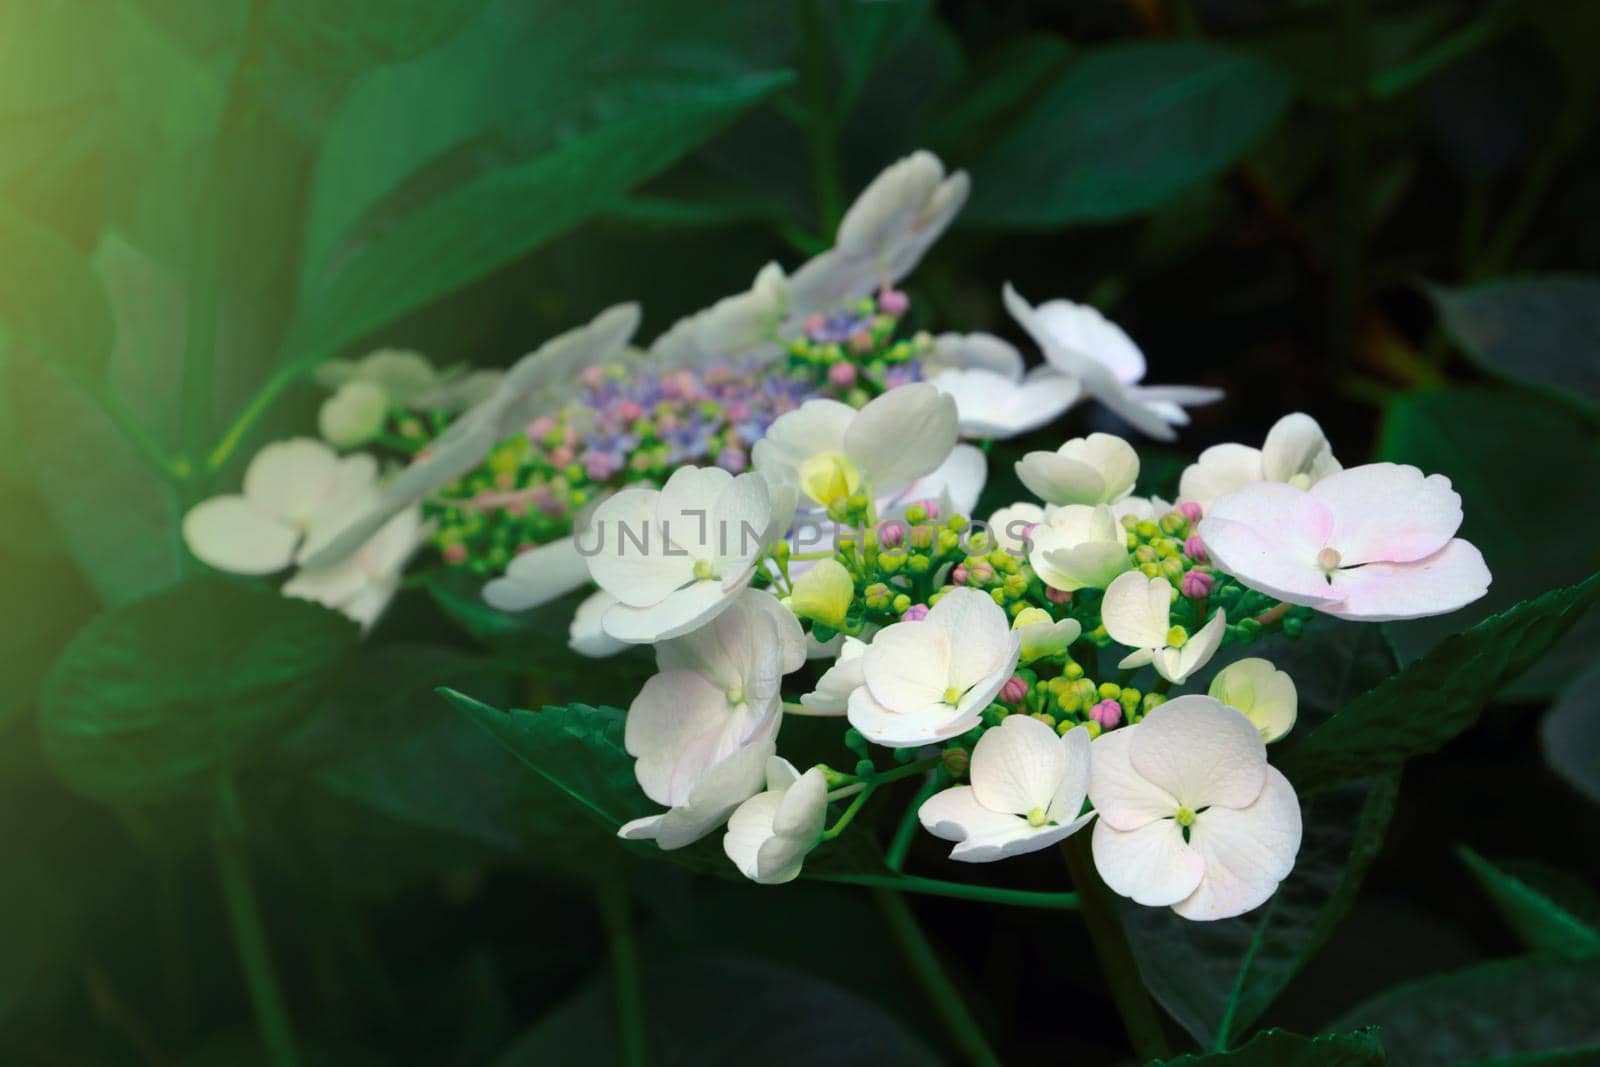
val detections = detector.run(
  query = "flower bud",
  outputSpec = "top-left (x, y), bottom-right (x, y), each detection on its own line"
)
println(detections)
top-left (902, 603), bottom-right (929, 621)
top-left (1089, 699), bottom-right (1122, 729)
top-left (828, 361), bottom-right (858, 388)
top-left (1045, 586), bottom-right (1072, 605)
top-left (951, 564), bottom-right (969, 585)
top-left (1184, 535), bottom-right (1208, 561)
top-left (891, 593), bottom-right (911, 614)
top-left (1178, 501), bottom-right (1203, 523)
top-left (789, 559), bottom-right (854, 630)
top-left (941, 747), bottom-right (970, 778)
top-left (1181, 570), bottom-right (1214, 599)
top-left (877, 288), bottom-right (910, 316)
top-left (1001, 675), bottom-right (1029, 704)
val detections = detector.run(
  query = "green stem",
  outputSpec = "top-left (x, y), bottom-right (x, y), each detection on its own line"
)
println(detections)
top-left (211, 775), bottom-right (301, 1067)
top-left (1061, 836), bottom-right (1169, 1061)
top-left (874, 889), bottom-right (1001, 1067)
top-left (799, 0), bottom-right (843, 235)
top-left (821, 785), bottom-right (875, 840)
top-left (597, 884), bottom-right (647, 1067)
top-left (814, 872), bottom-right (1079, 910)
top-left (208, 363), bottom-right (300, 473)
top-left (887, 773), bottom-right (944, 872)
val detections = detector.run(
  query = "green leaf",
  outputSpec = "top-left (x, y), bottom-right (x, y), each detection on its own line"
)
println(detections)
top-left (1431, 276), bottom-right (1600, 411)
top-left (1458, 848), bottom-right (1600, 959)
top-left (492, 954), bottom-right (938, 1067)
top-left (1332, 957), bottom-right (1600, 1066)
top-left (265, 0), bottom-right (493, 75)
top-left (1149, 1027), bottom-right (1385, 1066)
top-left (1379, 387), bottom-right (1600, 699)
top-left (0, 549), bottom-right (98, 731)
top-left (1124, 775), bottom-right (1399, 1048)
top-left (288, 69), bottom-right (790, 363)
top-left (963, 41), bottom-right (1292, 227)
top-left (0, 208), bottom-right (115, 383)
top-left (39, 576), bottom-right (357, 805)
top-left (928, 34), bottom-right (1075, 163)
top-left (1541, 662), bottom-right (1600, 804)
top-left (1277, 570), bottom-right (1600, 796)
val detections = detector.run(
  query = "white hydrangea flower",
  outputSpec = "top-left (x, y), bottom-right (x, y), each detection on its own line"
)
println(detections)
top-left (1209, 657), bottom-right (1297, 742)
top-left (1004, 284), bottom-right (1221, 441)
top-left (1179, 412), bottom-right (1341, 509)
top-left (316, 348), bottom-right (502, 414)
top-left (1198, 463), bottom-right (1492, 621)
top-left (1012, 607), bottom-right (1082, 664)
top-left (847, 588), bottom-right (1020, 748)
top-left (481, 536), bottom-right (588, 614)
top-left (1016, 433), bottom-right (1139, 507)
top-left (568, 589), bottom-right (628, 659)
top-left (919, 715), bottom-right (1094, 861)
top-left (318, 380), bottom-right (389, 449)
top-left (618, 588), bottom-right (805, 850)
top-left (1028, 504), bottom-right (1132, 592)
top-left (281, 504), bottom-right (430, 631)
top-left (652, 262), bottom-right (790, 369)
top-left (787, 150), bottom-right (969, 318)
top-left (182, 438), bottom-right (377, 575)
top-left (303, 304), bottom-right (639, 568)
top-left (797, 636), bottom-right (867, 716)
top-left (723, 758), bottom-right (829, 883)
top-left (1088, 696), bottom-right (1302, 921)
top-left (929, 331), bottom-right (1078, 439)
top-left (1101, 572), bottom-right (1227, 684)
top-left (752, 382), bottom-right (959, 509)
top-left (586, 466), bottom-right (774, 643)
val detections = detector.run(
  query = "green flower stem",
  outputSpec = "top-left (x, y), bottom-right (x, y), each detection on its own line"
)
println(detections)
top-left (1060, 835), bottom-right (1170, 1061)
top-left (211, 775), bottom-right (301, 1067)
top-left (597, 884), bottom-right (647, 1067)
top-left (821, 785), bottom-right (875, 840)
top-left (864, 756), bottom-right (942, 787)
top-left (814, 872), bottom-right (1079, 910)
top-left (873, 889), bottom-right (1002, 1067)
top-left (208, 363), bottom-right (300, 474)
top-left (887, 773), bottom-right (945, 872)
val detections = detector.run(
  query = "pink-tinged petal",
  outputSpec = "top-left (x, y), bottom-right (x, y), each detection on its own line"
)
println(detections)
top-left (971, 714), bottom-right (1068, 816)
top-left (1311, 463), bottom-right (1461, 565)
top-left (1325, 538), bottom-right (1492, 622)
top-left (1091, 818), bottom-right (1205, 907)
top-left (1179, 443), bottom-right (1264, 509)
top-left (182, 496), bottom-right (298, 575)
top-left (1086, 725), bottom-right (1179, 831)
top-left (929, 587), bottom-right (1014, 690)
top-left (863, 620), bottom-right (952, 711)
top-left (1174, 766), bottom-right (1302, 920)
top-left (1129, 696), bottom-right (1267, 812)
top-left (1199, 482), bottom-right (1342, 605)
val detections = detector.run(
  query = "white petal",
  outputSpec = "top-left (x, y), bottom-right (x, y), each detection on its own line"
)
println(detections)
top-left (585, 487), bottom-right (692, 608)
top-left (1161, 609), bottom-right (1227, 684)
top-left (1091, 817), bottom-right (1204, 907)
top-left (1178, 444), bottom-right (1264, 509)
top-left (1085, 724), bottom-right (1178, 831)
top-left (318, 381), bottom-right (388, 449)
top-left (928, 587), bottom-right (1014, 692)
top-left (1260, 412), bottom-right (1339, 485)
top-left (602, 575), bottom-right (749, 644)
top-left (183, 496), bottom-right (299, 575)
top-left (1057, 434), bottom-right (1139, 503)
top-left (1128, 696), bottom-right (1267, 812)
top-left (1021, 291), bottom-right (1148, 385)
top-left (1047, 724), bottom-right (1093, 825)
top-left (1101, 571), bottom-right (1174, 651)
top-left (1311, 463), bottom-right (1462, 566)
top-left (711, 472), bottom-right (773, 574)
top-left (845, 383), bottom-right (959, 494)
top-left (934, 368), bottom-right (1078, 440)
top-left (847, 686), bottom-right (975, 748)
top-left (932, 331), bottom-right (1025, 378)
top-left (919, 786), bottom-right (1021, 843)
top-left (1173, 766), bottom-right (1302, 921)
top-left (659, 466), bottom-right (734, 558)
top-left (971, 714), bottom-right (1068, 816)
top-left (798, 637), bottom-right (868, 715)
top-left (756, 399), bottom-right (854, 475)
top-left (620, 732), bottom-right (776, 851)
top-left (721, 790), bottom-right (781, 880)
top-left (242, 438), bottom-right (342, 525)
top-left (1198, 483), bottom-right (1340, 605)
top-left (895, 442), bottom-right (988, 519)
top-left (861, 620), bottom-right (951, 712)
top-left (989, 502), bottom-right (1045, 555)
top-left (625, 670), bottom-right (735, 806)
top-left (1015, 451), bottom-right (1106, 507)
top-left (482, 537), bottom-right (587, 612)
top-left (569, 590), bottom-right (628, 658)
top-left (1209, 657), bottom-right (1298, 742)
top-left (1324, 538), bottom-right (1492, 622)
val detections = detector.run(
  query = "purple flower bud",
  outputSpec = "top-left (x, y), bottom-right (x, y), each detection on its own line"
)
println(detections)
top-left (1089, 699), bottom-right (1122, 730)
top-left (716, 446), bottom-right (747, 474)
top-left (1184, 535), bottom-right (1208, 561)
top-left (828, 361), bottom-right (858, 388)
top-left (1181, 570), bottom-right (1214, 599)
top-left (903, 603), bottom-right (930, 621)
top-left (1001, 675), bottom-right (1029, 704)
top-left (584, 452), bottom-right (618, 481)
top-left (1178, 501), bottom-right (1203, 524)
top-left (1045, 586), bottom-right (1072, 605)
top-left (877, 287), bottom-right (909, 315)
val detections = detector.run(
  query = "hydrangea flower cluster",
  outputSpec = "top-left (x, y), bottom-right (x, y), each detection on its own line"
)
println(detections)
top-left (580, 394), bottom-right (1491, 921)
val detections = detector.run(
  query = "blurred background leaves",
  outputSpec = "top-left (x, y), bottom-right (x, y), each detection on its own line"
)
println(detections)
top-left (2, 0), bottom-right (1599, 1063)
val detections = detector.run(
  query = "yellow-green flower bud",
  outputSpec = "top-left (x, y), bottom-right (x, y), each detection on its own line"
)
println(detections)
top-left (789, 559), bottom-right (854, 630)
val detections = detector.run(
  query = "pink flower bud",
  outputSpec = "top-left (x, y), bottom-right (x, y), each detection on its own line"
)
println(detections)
top-left (1181, 570), bottom-right (1214, 599)
top-left (1184, 535), bottom-right (1208, 561)
top-left (549, 446), bottom-right (573, 467)
top-left (903, 603), bottom-right (930, 621)
top-left (803, 313), bottom-right (827, 339)
top-left (914, 498), bottom-right (940, 520)
top-left (617, 400), bottom-right (643, 423)
top-left (877, 521), bottom-right (905, 547)
top-left (877, 288), bottom-right (909, 315)
top-left (1178, 501), bottom-right (1203, 524)
top-left (848, 329), bottom-right (874, 354)
top-left (1089, 699), bottom-right (1122, 729)
top-left (528, 415), bottom-right (558, 440)
top-left (970, 560), bottom-right (995, 585)
top-left (442, 543), bottom-right (468, 564)
top-left (828, 361), bottom-right (858, 388)
top-left (581, 366), bottom-right (606, 388)
top-left (1001, 675), bottom-right (1029, 704)
top-left (951, 565), bottom-right (969, 585)
top-left (1045, 586), bottom-right (1072, 605)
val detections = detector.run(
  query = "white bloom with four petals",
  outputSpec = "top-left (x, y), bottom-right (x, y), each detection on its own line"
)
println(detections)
top-left (846, 588), bottom-right (1021, 747)
top-left (1179, 412), bottom-right (1341, 510)
top-left (920, 715), bottom-right (1094, 861)
top-left (1102, 571), bottom-right (1227, 684)
top-left (1197, 463), bottom-right (1492, 621)
top-left (1028, 504), bottom-right (1132, 592)
top-left (1016, 433), bottom-right (1139, 507)
top-left (1088, 696), bottom-right (1302, 921)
